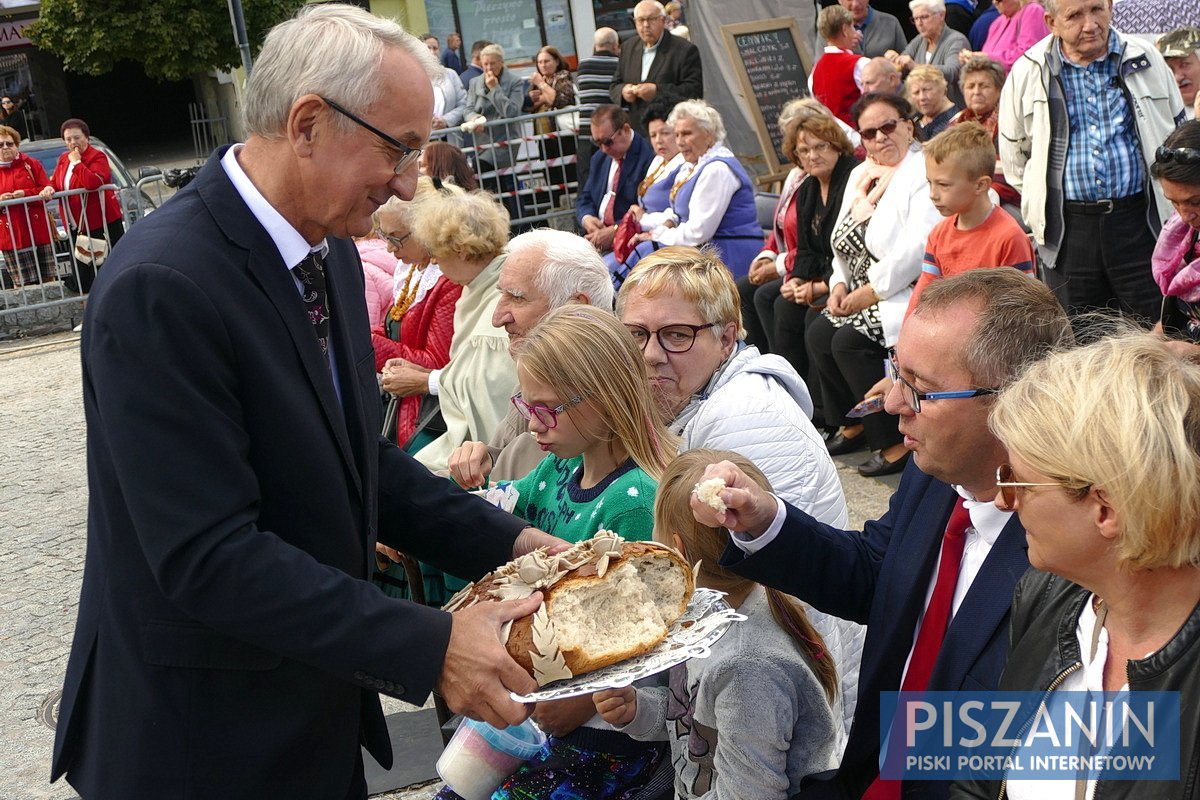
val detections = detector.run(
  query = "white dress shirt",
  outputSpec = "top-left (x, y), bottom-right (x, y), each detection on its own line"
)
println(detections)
top-left (221, 146), bottom-right (339, 398)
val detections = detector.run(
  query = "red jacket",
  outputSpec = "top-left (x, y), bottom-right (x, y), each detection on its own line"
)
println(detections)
top-left (812, 50), bottom-right (863, 127)
top-left (371, 274), bottom-right (462, 444)
top-left (0, 153), bottom-right (55, 250)
top-left (52, 144), bottom-right (123, 233)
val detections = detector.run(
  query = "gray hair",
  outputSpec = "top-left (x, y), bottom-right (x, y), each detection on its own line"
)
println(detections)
top-left (594, 27), bottom-right (620, 50)
top-left (908, 0), bottom-right (945, 13)
top-left (635, 1), bottom-right (667, 18)
top-left (668, 100), bottom-right (726, 145)
top-left (912, 269), bottom-right (1073, 389)
top-left (958, 54), bottom-right (1006, 91)
top-left (244, 4), bottom-right (440, 139)
top-left (480, 43), bottom-right (506, 60)
top-left (506, 229), bottom-right (615, 310)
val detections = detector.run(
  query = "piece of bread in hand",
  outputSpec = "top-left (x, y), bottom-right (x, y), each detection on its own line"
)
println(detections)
top-left (444, 531), bottom-right (695, 685)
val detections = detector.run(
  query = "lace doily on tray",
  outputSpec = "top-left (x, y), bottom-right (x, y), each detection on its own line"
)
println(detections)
top-left (509, 587), bottom-right (747, 703)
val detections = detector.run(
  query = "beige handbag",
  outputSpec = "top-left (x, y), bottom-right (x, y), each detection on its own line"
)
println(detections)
top-left (74, 234), bottom-right (108, 266)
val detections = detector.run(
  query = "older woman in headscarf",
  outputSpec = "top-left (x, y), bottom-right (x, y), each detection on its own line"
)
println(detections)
top-left (622, 100), bottom-right (763, 280)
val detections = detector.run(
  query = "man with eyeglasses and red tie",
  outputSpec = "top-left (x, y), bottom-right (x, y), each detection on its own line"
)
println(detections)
top-left (688, 268), bottom-right (1073, 800)
top-left (52, 6), bottom-right (565, 799)
top-left (576, 104), bottom-right (655, 255)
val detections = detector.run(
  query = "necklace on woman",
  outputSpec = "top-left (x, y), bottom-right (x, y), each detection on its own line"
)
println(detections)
top-left (669, 163), bottom-right (699, 203)
top-left (637, 158), bottom-right (672, 198)
top-left (389, 264), bottom-right (422, 322)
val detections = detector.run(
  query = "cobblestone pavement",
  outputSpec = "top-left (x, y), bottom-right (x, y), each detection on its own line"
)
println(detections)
top-left (0, 333), bottom-right (891, 800)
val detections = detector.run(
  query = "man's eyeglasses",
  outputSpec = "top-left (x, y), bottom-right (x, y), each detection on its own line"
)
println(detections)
top-left (859, 119), bottom-right (901, 140)
top-left (625, 322), bottom-right (717, 353)
top-left (592, 125), bottom-right (626, 148)
top-left (1155, 145), bottom-right (1200, 166)
top-left (994, 464), bottom-right (1063, 511)
top-left (375, 227), bottom-right (411, 249)
top-left (634, 14), bottom-right (664, 24)
top-left (912, 13), bottom-right (936, 22)
top-left (887, 350), bottom-right (996, 413)
top-left (511, 392), bottom-right (586, 428)
top-left (321, 96), bottom-right (422, 175)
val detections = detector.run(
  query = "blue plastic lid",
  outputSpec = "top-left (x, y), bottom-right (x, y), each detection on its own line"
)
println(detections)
top-left (462, 718), bottom-right (547, 760)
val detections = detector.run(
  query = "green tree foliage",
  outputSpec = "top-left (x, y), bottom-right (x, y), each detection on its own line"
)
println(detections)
top-left (27, 0), bottom-right (307, 82)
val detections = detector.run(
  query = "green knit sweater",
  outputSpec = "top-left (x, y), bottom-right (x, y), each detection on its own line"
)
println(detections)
top-left (506, 455), bottom-right (657, 543)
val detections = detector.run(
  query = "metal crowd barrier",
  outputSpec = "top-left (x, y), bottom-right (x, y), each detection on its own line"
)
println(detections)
top-left (435, 106), bottom-right (583, 230)
top-left (0, 181), bottom-right (161, 322)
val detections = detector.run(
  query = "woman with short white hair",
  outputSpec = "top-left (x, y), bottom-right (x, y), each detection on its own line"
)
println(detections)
top-left (619, 100), bottom-right (763, 279)
top-left (886, 0), bottom-right (969, 104)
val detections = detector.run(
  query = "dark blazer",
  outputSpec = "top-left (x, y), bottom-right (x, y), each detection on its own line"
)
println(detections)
top-left (722, 461), bottom-right (1030, 800)
top-left (51, 147), bottom-right (528, 799)
top-left (609, 30), bottom-right (703, 134)
top-left (575, 131), bottom-right (655, 227)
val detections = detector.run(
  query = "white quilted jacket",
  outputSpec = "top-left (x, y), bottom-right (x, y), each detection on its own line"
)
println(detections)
top-left (672, 344), bottom-right (864, 741)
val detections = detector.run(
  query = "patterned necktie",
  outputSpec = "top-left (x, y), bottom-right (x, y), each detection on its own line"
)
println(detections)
top-left (292, 252), bottom-right (330, 356)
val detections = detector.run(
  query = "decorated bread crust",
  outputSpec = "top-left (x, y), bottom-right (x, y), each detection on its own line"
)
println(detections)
top-left (443, 531), bottom-right (695, 685)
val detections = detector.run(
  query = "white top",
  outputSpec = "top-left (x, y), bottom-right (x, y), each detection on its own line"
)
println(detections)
top-left (643, 145), bottom-right (743, 248)
top-left (1005, 595), bottom-right (1145, 800)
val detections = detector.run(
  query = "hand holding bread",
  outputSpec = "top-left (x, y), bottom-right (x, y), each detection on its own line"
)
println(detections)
top-left (689, 461), bottom-right (779, 536)
top-left (445, 532), bottom-right (694, 687)
top-left (438, 592), bottom-right (544, 729)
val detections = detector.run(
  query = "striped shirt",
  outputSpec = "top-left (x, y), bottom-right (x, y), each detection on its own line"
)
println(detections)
top-left (574, 52), bottom-right (620, 136)
top-left (1058, 31), bottom-right (1145, 202)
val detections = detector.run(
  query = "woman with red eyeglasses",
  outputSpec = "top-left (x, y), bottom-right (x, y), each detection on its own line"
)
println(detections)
top-left (434, 304), bottom-right (677, 800)
top-left (1150, 120), bottom-right (1200, 360)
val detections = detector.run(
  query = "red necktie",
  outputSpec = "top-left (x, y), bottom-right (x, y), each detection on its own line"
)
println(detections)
top-left (602, 158), bottom-right (622, 226)
top-left (863, 497), bottom-right (971, 800)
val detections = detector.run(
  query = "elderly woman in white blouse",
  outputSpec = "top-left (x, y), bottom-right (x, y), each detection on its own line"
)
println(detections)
top-left (623, 100), bottom-right (764, 279)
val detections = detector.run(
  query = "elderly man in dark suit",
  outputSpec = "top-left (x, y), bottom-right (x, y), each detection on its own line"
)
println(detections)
top-left (609, 0), bottom-right (703, 135)
top-left (576, 104), bottom-right (655, 254)
top-left (690, 269), bottom-right (1073, 800)
top-left (50, 6), bottom-right (559, 799)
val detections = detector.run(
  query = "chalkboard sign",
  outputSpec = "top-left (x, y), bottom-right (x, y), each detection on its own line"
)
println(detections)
top-left (721, 18), bottom-right (814, 177)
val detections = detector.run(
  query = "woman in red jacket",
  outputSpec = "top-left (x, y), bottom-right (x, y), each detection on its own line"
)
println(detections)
top-left (0, 125), bottom-right (56, 286)
top-left (51, 118), bottom-right (124, 293)
top-left (371, 181), bottom-right (463, 446)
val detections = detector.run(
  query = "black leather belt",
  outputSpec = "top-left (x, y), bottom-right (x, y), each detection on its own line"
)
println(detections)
top-left (1063, 195), bottom-right (1143, 215)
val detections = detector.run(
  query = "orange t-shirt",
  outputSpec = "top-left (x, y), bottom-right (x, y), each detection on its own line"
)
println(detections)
top-left (907, 207), bottom-right (1036, 317)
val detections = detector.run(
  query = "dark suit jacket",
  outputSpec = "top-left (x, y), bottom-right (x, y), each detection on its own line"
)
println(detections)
top-left (51, 147), bottom-right (528, 799)
top-left (722, 461), bottom-right (1030, 800)
top-left (575, 132), bottom-right (655, 227)
top-left (609, 30), bottom-right (703, 134)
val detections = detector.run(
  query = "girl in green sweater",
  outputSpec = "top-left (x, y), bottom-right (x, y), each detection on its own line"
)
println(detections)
top-left (442, 305), bottom-right (679, 800)
top-left (502, 304), bottom-right (676, 545)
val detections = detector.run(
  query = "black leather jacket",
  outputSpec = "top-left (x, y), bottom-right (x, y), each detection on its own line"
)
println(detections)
top-left (952, 570), bottom-right (1200, 800)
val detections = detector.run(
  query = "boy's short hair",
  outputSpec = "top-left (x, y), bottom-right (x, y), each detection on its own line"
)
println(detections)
top-left (818, 5), bottom-right (854, 41)
top-left (923, 122), bottom-right (995, 182)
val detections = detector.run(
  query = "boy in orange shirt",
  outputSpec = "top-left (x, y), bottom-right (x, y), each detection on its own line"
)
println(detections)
top-left (907, 122), bottom-right (1036, 316)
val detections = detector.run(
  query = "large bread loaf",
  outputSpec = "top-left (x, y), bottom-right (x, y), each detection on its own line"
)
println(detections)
top-left (444, 531), bottom-right (695, 686)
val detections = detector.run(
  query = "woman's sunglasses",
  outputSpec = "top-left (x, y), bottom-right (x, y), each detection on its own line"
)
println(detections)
top-left (1155, 145), bottom-right (1200, 165)
top-left (859, 119), bottom-right (900, 140)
